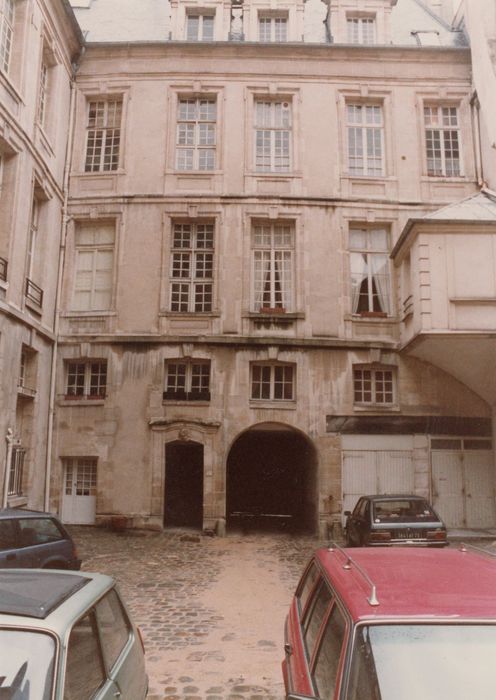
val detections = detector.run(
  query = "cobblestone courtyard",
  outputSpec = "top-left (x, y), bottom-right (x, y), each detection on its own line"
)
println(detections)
top-left (71, 526), bottom-right (326, 699)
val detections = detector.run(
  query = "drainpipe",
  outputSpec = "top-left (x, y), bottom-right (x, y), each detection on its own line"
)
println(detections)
top-left (3, 429), bottom-right (15, 508)
top-left (44, 51), bottom-right (83, 513)
top-left (470, 91), bottom-right (485, 187)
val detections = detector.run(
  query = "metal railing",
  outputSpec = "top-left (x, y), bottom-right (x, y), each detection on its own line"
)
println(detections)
top-left (8, 446), bottom-right (26, 497)
top-left (25, 277), bottom-right (43, 307)
top-left (0, 256), bottom-right (7, 282)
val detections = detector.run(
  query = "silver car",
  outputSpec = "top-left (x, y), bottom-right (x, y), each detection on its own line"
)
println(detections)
top-left (0, 569), bottom-right (147, 699)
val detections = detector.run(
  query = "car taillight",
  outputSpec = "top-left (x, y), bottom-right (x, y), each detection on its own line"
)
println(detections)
top-left (137, 626), bottom-right (146, 653)
top-left (369, 531), bottom-right (392, 543)
top-left (427, 530), bottom-right (446, 541)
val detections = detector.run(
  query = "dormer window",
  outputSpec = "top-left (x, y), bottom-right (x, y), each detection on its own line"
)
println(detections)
top-left (186, 11), bottom-right (215, 41)
top-left (347, 15), bottom-right (376, 45)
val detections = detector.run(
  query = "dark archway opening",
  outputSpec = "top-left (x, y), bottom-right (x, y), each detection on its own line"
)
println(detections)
top-left (226, 426), bottom-right (317, 534)
top-left (164, 441), bottom-right (203, 529)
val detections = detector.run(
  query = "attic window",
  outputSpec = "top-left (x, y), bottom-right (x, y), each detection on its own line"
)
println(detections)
top-left (411, 30), bottom-right (441, 46)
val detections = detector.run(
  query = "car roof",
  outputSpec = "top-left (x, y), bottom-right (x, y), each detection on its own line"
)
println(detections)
top-left (0, 570), bottom-right (113, 623)
top-left (0, 508), bottom-right (60, 519)
top-left (315, 546), bottom-right (496, 621)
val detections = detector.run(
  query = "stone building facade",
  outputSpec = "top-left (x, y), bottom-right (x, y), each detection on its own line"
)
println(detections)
top-left (2, 0), bottom-right (495, 537)
top-left (0, 0), bottom-right (82, 511)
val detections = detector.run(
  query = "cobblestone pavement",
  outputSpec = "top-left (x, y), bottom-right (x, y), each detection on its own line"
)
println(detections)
top-left (70, 526), bottom-right (327, 700)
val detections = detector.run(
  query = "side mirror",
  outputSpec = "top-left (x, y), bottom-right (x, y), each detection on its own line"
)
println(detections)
top-left (344, 510), bottom-right (351, 516)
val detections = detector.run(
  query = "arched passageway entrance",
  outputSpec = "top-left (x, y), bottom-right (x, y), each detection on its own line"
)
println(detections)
top-left (226, 424), bottom-right (317, 534)
top-left (164, 441), bottom-right (203, 528)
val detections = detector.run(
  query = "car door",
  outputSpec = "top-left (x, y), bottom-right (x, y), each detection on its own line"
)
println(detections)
top-left (348, 499), bottom-right (368, 545)
top-left (94, 588), bottom-right (147, 700)
top-left (0, 519), bottom-right (20, 568)
top-left (63, 609), bottom-right (121, 700)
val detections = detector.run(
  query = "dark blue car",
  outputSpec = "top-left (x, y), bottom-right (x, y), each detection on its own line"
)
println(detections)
top-left (0, 508), bottom-right (81, 569)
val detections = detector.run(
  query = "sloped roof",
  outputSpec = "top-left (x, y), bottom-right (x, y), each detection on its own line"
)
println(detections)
top-left (422, 190), bottom-right (496, 221)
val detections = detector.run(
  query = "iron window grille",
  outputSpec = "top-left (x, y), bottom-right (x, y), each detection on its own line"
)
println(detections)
top-left (424, 105), bottom-right (461, 177)
top-left (163, 360), bottom-right (211, 401)
top-left (176, 98), bottom-right (216, 171)
top-left (8, 446), bottom-right (25, 497)
top-left (251, 363), bottom-right (295, 401)
top-left (25, 278), bottom-right (43, 307)
top-left (170, 222), bottom-right (214, 312)
top-left (85, 99), bottom-right (122, 172)
top-left (0, 256), bottom-right (7, 282)
top-left (347, 104), bottom-right (384, 176)
top-left (66, 361), bottom-right (107, 399)
top-left (255, 100), bottom-right (291, 172)
top-left (349, 228), bottom-right (391, 315)
top-left (353, 367), bottom-right (395, 406)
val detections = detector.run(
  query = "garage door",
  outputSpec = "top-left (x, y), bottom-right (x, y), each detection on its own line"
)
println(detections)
top-left (431, 439), bottom-right (495, 528)
top-left (342, 436), bottom-right (414, 525)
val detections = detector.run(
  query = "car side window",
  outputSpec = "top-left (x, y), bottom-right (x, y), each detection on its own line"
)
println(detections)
top-left (95, 589), bottom-right (131, 672)
top-left (303, 582), bottom-right (332, 660)
top-left (312, 601), bottom-right (347, 698)
top-left (64, 611), bottom-right (107, 700)
top-left (0, 519), bottom-right (16, 551)
top-left (18, 518), bottom-right (64, 547)
top-left (297, 562), bottom-right (319, 615)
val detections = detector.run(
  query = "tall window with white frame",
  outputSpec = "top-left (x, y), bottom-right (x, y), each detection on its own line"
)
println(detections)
top-left (0, 0), bottom-right (14, 74)
top-left (252, 222), bottom-right (294, 312)
top-left (176, 97), bottom-right (216, 171)
top-left (38, 58), bottom-right (49, 126)
top-left (186, 11), bottom-right (214, 40)
top-left (84, 99), bottom-right (122, 172)
top-left (65, 360), bottom-right (107, 399)
top-left (349, 227), bottom-right (391, 315)
top-left (258, 14), bottom-right (288, 42)
top-left (164, 359), bottom-right (211, 401)
top-left (353, 366), bottom-right (395, 407)
top-left (424, 105), bottom-right (461, 177)
top-left (25, 195), bottom-right (44, 308)
top-left (347, 16), bottom-right (376, 44)
top-left (251, 363), bottom-right (295, 401)
top-left (72, 223), bottom-right (114, 311)
top-left (347, 103), bottom-right (384, 176)
top-left (255, 100), bottom-right (291, 172)
top-left (170, 221), bottom-right (214, 312)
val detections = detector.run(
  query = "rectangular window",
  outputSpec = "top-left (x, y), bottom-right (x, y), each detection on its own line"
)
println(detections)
top-left (176, 98), bottom-right (216, 171)
top-left (353, 367), bottom-right (395, 406)
top-left (85, 99), bottom-right (122, 172)
top-left (8, 446), bottom-right (25, 497)
top-left (170, 222), bottom-right (214, 312)
top-left (186, 12), bottom-right (214, 41)
top-left (255, 100), bottom-right (291, 172)
top-left (251, 363), bottom-right (295, 401)
top-left (349, 227), bottom-right (390, 314)
top-left (66, 360), bottom-right (108, 399)
top-left (64, 458), bottom-right (97, 496)
top-left (164, 360), bottom-right (211, 401)
top-left (347, 17), bottom-right (376, 44)
top-left (26, 197), bottom-right (39, 282)
top-left (424, 105), bottom-right (461, 177)
top-left (0, 0), bottom-right (14, 73)
top-left (347, 104), bottom-right (384, 176)
top-left (38, 60), bottom-right (48, 126)
top-left (73, 223), bottom-right (114, 311)
top-left (252, 222), bottom-right (294, 312)
top-left (258, 15), bottom-right (287, 42)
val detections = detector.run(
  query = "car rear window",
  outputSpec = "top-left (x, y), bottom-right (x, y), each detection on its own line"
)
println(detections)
top-left (0, 628), bottom-right (56, 699)
top-left (372, 500), bottom-right (437, 522)
top-left (95, 589), bottom-right (132, 671)
top-left (64, 611), bottom-right (106, 699)
top-left (0, 519), bottom-right (16, 551)
top-left (18, 518), bottom-right (65, 547)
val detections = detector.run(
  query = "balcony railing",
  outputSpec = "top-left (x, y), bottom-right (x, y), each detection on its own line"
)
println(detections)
top-left (25, 278), bottom-right (43, 308)
top-left (0, 256), bottom-right (7, 282)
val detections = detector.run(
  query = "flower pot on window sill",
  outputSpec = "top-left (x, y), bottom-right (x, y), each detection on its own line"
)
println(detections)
top-left (260, 307), bottom-right (286, 314)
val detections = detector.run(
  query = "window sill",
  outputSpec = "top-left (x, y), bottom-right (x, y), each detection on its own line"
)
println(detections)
top-left (353, 404), bottom-right (400, 413)
top-left (247, 171), bottom-right (302, 179)
top-left (160, 311), bottom-right (220, 318)
top-left (162, 400), bottom-right (210, 406)
top-left (58, 397), bottom-right (106, 406)
top-left (347, 313), bottom-right (397, 322)
top-left (420, 174), bottom-right (467, 182)
top-left (169, 168), bottom-right (223, 176)
top-left (7, 496), bottom-right (28, 508)
top-left (61, 310), bottom-right (117, 318)
top-left (249, 400), bottom-right (296, 410)
top-left (78, 169), bottom-right (124, 177)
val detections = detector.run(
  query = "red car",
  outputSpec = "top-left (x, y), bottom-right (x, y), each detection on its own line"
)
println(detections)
top-left (283, 544), bottom-right (496, 699)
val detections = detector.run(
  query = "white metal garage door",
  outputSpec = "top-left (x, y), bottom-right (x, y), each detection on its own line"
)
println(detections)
top-left (431, 439), bottom-right (495, 528)
top-left (342, 436), bottom-right (414, 525)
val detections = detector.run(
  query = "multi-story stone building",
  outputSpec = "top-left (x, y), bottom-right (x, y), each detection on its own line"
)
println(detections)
top-left (0, 0), bottom-right (82, 511)
top-left (2, 0), bottom-right (495, 538)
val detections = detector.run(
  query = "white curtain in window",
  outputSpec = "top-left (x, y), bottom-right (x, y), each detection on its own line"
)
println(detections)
top-left (371, 254), bottom-right (390, 313)
top-left (350, 252), bottom-right (367, 313)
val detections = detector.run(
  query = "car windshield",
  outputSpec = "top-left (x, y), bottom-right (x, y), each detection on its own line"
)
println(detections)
top-left (372, 500), bottom-right (437, 522)
top-left (347, 623), bottom-right (496, 699)
top-left (0, 629), bottom-right (55, 699)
